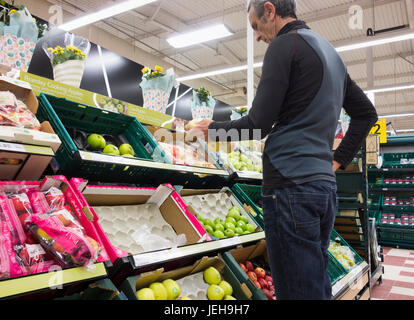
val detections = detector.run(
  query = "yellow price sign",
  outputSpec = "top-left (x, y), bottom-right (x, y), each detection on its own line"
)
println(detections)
top-left (370, 118), bottom-right (387, 144)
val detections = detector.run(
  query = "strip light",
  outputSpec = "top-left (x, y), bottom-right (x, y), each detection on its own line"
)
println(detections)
top-left (167, 24), bottom-right (234, 49)
top-left (365, 84), bottom-right (414, 94)
top-left (379, 113), bottom-right (414, 119)
top-left (58, 0), bottom-right (158, 31)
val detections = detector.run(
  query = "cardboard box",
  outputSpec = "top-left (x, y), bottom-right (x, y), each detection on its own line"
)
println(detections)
top-left (0, 76), bottom-right (61, 152)
top-left (0, 143), bottom-right (54, 180)
top-left (221, 240), bottom-right (270, 300)
top-left (366, 152), bottom-right (379, 165)
top-left (119, 255), bottom-right (252, 300)
top-left (366, 134), bottom-right (380, 153)
top-left (69, 180), bottom-right (211, 264)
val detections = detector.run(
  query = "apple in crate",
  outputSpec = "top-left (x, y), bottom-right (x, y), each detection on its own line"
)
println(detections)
top-left (87, 134), bottom-right (106, 149)
top-left (103, 144), bottom-right (120, 155)
top-left (119, 143), bottom-right (134, 156)
top-left (162, 279), bottom-right (181, 300)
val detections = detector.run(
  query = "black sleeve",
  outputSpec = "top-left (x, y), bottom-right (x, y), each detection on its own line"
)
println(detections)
top-left (208, 35), bottom-right (294, 142)
top-left (334, 73), bottom-right (378, 169)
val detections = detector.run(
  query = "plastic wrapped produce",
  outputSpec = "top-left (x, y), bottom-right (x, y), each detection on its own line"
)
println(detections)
top-left (16, 99), bottom-right (41, 130)
top-left (26, 210), bottom-right (101, 268)
top-left (0, 91), bottom-right (20, 127)
top-left (328, 241), bottom-right (356, 271)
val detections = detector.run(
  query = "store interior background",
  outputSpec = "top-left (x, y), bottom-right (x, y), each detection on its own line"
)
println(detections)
top-left (3, 0), bottom-right (414, 301)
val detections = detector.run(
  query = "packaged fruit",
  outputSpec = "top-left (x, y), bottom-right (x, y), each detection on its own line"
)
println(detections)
top-left (44, 187), bottom-right (66, 211)
top-left (26, 212), bottom-right (101, 267)
top-left (16, 100), bottom-right (41, 130)
top-left (27, 191), bottom-right (51, 214)
top-left (0, 91), bottom-right (21, 127)
top-left (8, 193), bottom-right (34, 229)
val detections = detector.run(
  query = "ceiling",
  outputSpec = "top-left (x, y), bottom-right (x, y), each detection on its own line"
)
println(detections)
top-left (47, 0), bottom-right (414, 133)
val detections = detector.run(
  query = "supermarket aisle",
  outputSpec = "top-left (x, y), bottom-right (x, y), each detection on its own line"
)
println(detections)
top-left (371, 247), bottom-right (414, 300)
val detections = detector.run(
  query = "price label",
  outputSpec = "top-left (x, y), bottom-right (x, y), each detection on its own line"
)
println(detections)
top-left (370, 119), bottom-right (387, 144)
top-left (0, 142), bottom-right (25, 153)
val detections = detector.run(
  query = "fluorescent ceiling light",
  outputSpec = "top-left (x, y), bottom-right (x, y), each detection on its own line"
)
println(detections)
top-left (167, 24), bottom-right (234, 48)
top-left (336, 30), bottom-right (414, 53)
top-left (177, 62), bottom-right (262, 82)
top-left (379, 113), bottom-right (414, 119)
top-left (365, 84), bottom-right (414, 94)
top-left (59, 0), bottom-right (157, 31)
top-left (176, 29), bottom-right (414, 82)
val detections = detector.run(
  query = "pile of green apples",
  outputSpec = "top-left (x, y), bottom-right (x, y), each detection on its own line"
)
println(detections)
top-left (87, 133), bottom-right (135, 157)
top-left (197, 206), bottom-right (256, 239)
top-left (228, 151), bottom-right (262, 173)
top-left (204, 266), bottom-right (236, 300)
top-left (136, 279), bottom-right (190, 300)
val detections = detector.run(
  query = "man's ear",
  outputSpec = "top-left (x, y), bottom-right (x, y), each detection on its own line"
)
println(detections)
top-left (263, 1), bottom-right (277, 20)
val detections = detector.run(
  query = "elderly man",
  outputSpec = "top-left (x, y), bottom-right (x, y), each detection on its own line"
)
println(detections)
top-left (187, 0), bottom-right (378, 300)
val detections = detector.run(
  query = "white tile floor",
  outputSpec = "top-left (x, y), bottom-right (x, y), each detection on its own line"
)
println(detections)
top-left (371, 247), bottom-right (414, 300)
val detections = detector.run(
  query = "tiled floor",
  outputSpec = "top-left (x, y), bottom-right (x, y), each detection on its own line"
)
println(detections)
top-left (371, 247), bottom-right (414, 300)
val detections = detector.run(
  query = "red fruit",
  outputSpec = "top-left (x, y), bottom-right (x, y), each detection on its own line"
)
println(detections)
top-left (262, 288), bottom-right (273, 300)
top-left (245, 260), bottom-right (254, 272)
top-left (253, 280), bottom-right (261, 289)
top-left (269, 285), bottom-right (275, 292)
top-left (247, 271), bottom-right (257, 282)
top-left (239, 263), bottom-right (248, 273)
top-left (265, 275), bottom-right (273, 283)
top-left (258, 277), bottom-right (268, 289)
top-left (18, 212), bottom-right (30, 226)
top-left (254, 267), bottom-right (266, 279)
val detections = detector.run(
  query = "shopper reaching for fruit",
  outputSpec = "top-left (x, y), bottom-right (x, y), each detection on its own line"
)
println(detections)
top-left (186, 0), bottom-right (378, 300)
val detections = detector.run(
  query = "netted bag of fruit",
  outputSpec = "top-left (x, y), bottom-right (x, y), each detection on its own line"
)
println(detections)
top-left (8, 192), bottom-right (35, 231)
top-left (26, 212), bottom-right (101, 268)
top-left (16, 99), bottom-right (41, 130)
top-left (0, 91), bottom-right (22, 127)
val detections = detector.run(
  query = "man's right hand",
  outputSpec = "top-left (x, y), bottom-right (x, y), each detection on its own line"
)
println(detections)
top-left (333, 160), bottom-right (342, 172)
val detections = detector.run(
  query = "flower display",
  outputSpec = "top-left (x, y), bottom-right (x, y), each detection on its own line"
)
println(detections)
top-left (196, 87), bottom-right (211, 103)
top-left (142, 65), bottom-right (165, 80)
top-left (47, 45), bottom-right (87, 67)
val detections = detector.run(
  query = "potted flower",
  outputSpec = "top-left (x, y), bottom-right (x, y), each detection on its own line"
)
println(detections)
top-left (43, 32), bottom-right (91, 88)
top-left (139, 65), bottom-right (175, 114)
top-left (230, 106), bottom-right (248, 120)
top-left (191, 87), bottom-right (216, 120)
top-left (0, 2), bottom-right (48, 72)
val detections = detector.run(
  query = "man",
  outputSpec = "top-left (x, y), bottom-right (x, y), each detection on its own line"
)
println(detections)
top-left (187, 0), bottom-right (378, 300)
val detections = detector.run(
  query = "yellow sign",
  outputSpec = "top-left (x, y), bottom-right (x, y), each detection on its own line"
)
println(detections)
top-left (369, 118), bottom-right (387, 144)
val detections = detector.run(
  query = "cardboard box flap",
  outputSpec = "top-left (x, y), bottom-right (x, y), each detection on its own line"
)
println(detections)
top-left (135, 268), bottom-right (164, 290)
top-left (179, 189), bottom-right (221, 197)
top-left (159, 196), bottom-right (200, 244)
top-left (156, 264), bottom-right (194, 284)
top-left (146, 185), bottom-right (174, 207)
top-left (84, 193), bottom-right (152, 207)
top-left (0, 76), bottom-right (38, 113)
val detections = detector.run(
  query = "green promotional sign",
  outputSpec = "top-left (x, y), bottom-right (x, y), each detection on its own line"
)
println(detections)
top-left (20, 71), bottom-right (173, 129)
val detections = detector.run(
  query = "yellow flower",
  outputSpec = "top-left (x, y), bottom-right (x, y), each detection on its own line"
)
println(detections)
top-left (8, 9), bottom-right (17, 15)
top-left (155, 65), bottom-right (163, 72)
top-left (47, 47), bottom-right (53, 52)
top-left (141, 67), bottom-right (149, 74)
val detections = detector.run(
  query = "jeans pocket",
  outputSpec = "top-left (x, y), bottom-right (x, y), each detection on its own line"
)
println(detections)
top-left (288, 192), bottom-right (329, 241)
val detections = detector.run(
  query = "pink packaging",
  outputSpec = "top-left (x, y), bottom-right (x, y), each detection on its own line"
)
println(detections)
top-left (27, 191), bottom-right (51, 214)
top-left (26, 213), bottom-right (99, 267)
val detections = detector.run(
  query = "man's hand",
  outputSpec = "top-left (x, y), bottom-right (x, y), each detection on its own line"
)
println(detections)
top-left (185, 119), bottom-right (213, 142)
top-left (333, 160), bottom-right (342, 172)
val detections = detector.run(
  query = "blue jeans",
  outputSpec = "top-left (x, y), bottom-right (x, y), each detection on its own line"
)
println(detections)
top-left (262, 180), bottom-right (338, 300)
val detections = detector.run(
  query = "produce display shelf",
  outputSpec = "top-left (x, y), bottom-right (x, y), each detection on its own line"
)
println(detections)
top-left (78, 150), bottom-right (228, 177)
top-left (369, 187), bottom-right (414, 193)
top-left (109, 232), bottom-right (266, 285)
top-left (0, 263), bottom-right (108, 299)
top-left (0, 141), bottom-right (54, 156)
top-left (332, 261), bottom-right (370, 300)
top-left (369, 168), bottom-right (414, 173)
top-left (131, 231), bottom-right (265, 269)
top-left (228, 171), bottom-right (263, 184)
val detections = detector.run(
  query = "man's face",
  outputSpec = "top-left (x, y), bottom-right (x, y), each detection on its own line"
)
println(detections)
top-left (248, 6), bottom-right (277, 44)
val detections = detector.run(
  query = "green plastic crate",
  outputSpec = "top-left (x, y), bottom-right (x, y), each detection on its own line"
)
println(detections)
top-left (382, 195), bottom-right (414, 212)
top-left (231, 184), bottom-right (264, 229)
top-left (329, 229), bottom-right (364, 272)
top-left (368, 194), bottom-right (382, 211)
top-left (36, 93), bottom-right (171, 182)
top-left (382, 153), bottom-right (414, 168)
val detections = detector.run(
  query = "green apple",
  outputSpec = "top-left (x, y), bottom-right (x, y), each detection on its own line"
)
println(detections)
top-left (204, 225), bottom-right (214, 235)
top-left (236, 220), bottom-right (247, 231)
top-left (196, 214), bottom-right (205, 223)
top-left (122, 154), bottom-right (134, 158)
top-left (214, 218), bottom-right (224, 225)
top-left (240, 155), bottom-right (249, 163)
top-left (162, 279), bottom-right (181, 300)
top-left (179, 296), bottom-right (192, 300)
top-left (245, 224), bottom-right (256, 233)
top-left (87, 134), bottom-right (106, 149)
top-left (254, 165), bottom-right (262, 172)
top-left (227, 210), bottom-right (241, 222)
top-left (218, 281), bottom-right (233, 296)
top-left (240, 215), bottom-right (249, 224)
top-left (207, 284), bottom-right (225, 300)
top-left (242, 230), bottom-right (251, 234)
top-left (203, 267), bottom-right (221, 285)
top-left (119, 143), bottom-right (134, 156)
top-left (224, 222), bottom-right (236, 231)
top-left (204, 219), bottom-right (214, 229)
top-left (234, 227), bottom-right (244, 235)
top-left (103, 144), bottom-right (120, 155)
top-left (233, 162), bottom-right (242, 171)
top-left (213, 230), bottom-right (225, 239)
top-left (225, 217), bottom-right (237, 225)
top-left (149, 282), bottom-right (168, 300)
top-left (224, 229), bottom-right (235, 238)
top-left (214, 224), bottom-right (225, 232)
top-left (136, 288), bottom-right (155, 300)
top-left (224, 295), bottom-right (237, 300)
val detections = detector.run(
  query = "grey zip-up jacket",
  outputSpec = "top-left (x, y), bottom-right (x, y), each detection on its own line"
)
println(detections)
top-left (209, 20), bottom-right (378, 188)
